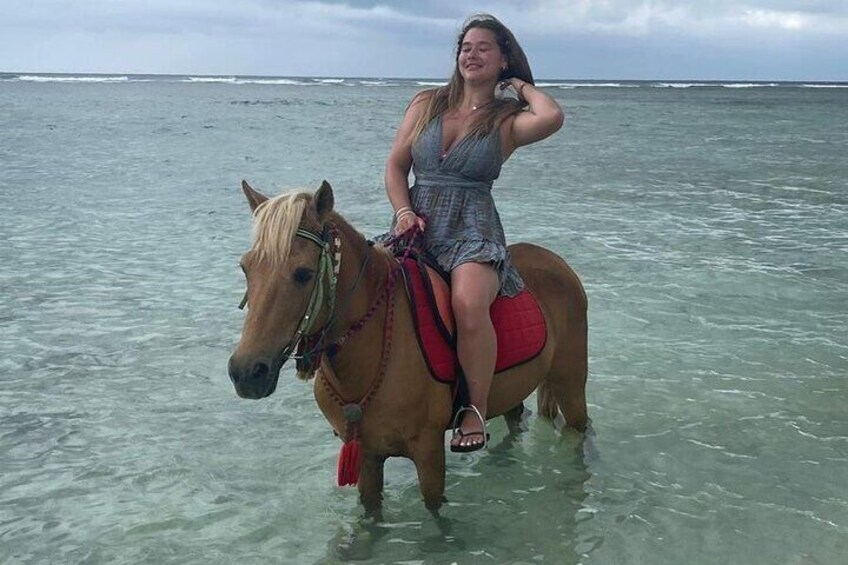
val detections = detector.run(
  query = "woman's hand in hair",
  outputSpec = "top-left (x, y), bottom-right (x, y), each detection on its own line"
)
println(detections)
top-left (508, 81), bottom-right (564, 148)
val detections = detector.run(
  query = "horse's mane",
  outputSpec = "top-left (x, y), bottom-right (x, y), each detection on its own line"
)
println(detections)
top-left (250, 191), bottom-right (310, 264)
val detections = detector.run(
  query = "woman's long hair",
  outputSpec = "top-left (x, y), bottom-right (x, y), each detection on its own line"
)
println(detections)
top-left (410, 14), bottom-right (535, 145)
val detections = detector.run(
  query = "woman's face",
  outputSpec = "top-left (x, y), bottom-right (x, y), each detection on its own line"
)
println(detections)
top-left (457, 27), bottom-right (506, 84)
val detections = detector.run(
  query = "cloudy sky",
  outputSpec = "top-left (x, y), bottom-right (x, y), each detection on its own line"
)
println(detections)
top-left (1, 0), bottom-right (846, 80)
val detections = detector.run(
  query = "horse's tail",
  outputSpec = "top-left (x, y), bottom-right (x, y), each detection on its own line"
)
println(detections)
top-left (536, 379), bottom-right (560, 423)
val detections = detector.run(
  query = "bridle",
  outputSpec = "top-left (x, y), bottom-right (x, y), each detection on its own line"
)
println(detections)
top-left (238, 223), bottom-right (377, 372)
top-left (238, 225), bottom-right (341, 364)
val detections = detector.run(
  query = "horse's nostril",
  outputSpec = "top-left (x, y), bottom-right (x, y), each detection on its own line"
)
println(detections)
top-left (251, 361), bottom-right (270, 381)
top-left (228, 355), bottom-right (240, 384)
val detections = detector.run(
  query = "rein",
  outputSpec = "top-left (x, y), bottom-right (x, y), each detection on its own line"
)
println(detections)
top-left (317, 235), bottom-right (408, 410)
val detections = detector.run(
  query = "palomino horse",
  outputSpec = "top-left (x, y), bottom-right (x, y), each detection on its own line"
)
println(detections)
top-left (228, 180), bottom-right (588, 511)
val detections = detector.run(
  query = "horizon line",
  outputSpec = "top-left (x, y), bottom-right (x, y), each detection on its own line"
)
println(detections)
top-left (2, 70), bottom-right (847, 84)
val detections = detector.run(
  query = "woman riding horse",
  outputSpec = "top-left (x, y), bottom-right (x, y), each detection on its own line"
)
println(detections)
top-left (383, 14), bottom-right (565, 452)
top-left (228, 179), bottom-right (588, 512)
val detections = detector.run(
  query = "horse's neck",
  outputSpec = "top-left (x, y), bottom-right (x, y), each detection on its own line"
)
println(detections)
top-left (333, 215), bottom-right (390, 312)
top-left (324, 216), bottom-right (395, 397)
top-left (338, 219), bottom-right (394, 324)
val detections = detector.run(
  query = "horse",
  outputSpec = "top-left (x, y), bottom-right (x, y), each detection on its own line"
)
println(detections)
top-left (228, 180), bottom-right (588, 512)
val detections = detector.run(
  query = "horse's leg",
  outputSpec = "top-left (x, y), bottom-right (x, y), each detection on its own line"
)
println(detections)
top-left (503, 402), bottom-right (529, 434)
top-left (358, 453), bottom-right (386, 516)
top-left (410, 433), bottom-right (446, 512)
top-left (550, 319), bottom-right (589, 431)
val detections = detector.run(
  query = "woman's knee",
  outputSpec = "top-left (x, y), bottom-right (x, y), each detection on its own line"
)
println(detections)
top-left (451, 262), bottom-right (499, 329)
top-left (451, 290), bottom-right (491, 331)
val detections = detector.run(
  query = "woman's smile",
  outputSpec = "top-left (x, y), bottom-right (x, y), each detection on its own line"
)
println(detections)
top-left (458, 28), bottom-right (504, 81)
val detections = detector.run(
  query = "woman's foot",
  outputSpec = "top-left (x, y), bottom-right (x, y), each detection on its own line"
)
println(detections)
top-left (450, 405), bottom-right (489, 453)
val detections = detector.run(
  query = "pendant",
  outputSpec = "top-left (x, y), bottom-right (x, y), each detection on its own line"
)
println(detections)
top-left (343, 403), bottom-right (363, 423)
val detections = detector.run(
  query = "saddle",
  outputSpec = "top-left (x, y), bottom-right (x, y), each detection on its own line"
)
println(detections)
top-left (399, 254), bottom-right (547, 384)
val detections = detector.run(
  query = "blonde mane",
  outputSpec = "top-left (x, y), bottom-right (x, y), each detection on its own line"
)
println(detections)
top-left (250, 191), bottom-right (311, 264)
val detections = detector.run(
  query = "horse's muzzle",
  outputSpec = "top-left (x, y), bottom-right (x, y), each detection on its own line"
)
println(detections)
top-left (227, 354), bottom-right (285, 399)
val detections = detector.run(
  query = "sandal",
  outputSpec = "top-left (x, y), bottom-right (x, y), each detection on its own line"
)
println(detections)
top-left (450, 405), bottom-right (490, 453)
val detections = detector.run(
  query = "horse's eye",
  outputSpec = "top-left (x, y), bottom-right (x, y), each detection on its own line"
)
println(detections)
top-left (293, 268), bottom-right (314, 285)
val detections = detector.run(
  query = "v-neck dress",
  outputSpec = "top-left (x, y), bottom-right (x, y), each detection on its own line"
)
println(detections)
top-left (397, 114), bottom-right (524, 296)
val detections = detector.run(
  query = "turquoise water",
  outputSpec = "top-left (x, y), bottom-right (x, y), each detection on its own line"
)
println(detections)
top-left (1, 74), bottom-right (846, 564)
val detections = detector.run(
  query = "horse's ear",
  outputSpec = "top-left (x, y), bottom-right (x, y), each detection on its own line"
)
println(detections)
top-left (241, 180), bottom-right (268, 213)
top-left (314, 180), bottom-right (335, 220)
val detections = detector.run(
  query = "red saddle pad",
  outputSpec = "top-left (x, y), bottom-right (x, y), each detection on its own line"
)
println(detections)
top-left (401, 257), bottom-right (547, 383)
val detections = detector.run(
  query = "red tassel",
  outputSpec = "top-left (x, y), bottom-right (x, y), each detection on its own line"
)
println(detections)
top-left (337, 439), bottom-right (362, 486)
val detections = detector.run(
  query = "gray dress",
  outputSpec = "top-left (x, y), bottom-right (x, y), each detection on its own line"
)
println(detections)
top-left (399, 114), bottom-right (524, 297)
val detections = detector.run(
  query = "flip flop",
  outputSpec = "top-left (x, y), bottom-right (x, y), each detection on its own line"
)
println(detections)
top-left (450, 429), bottom-right (490, 453)
top-left (450, 405), bottom-right (490, 453)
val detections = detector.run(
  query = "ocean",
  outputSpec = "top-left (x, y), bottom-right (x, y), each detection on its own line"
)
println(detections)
top-left (1, 73), bottom-right (846, 564)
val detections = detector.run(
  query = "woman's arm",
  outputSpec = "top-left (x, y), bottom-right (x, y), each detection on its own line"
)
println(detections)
top-left (385, 91), bottom-right (430, 233)
top-left (504, 78), bottom-right (564, 150)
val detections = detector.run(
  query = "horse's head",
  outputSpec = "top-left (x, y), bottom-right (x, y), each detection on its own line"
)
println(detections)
top-left (228, 179), bottom-right (336, 399)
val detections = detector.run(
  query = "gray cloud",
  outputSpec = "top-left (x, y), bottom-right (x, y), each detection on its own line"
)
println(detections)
top-left (1, 0), bottom-right (845, 79)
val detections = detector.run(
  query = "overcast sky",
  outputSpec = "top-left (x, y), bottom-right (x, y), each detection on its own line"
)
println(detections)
top-left (1, 0), bottom-right (846, 80)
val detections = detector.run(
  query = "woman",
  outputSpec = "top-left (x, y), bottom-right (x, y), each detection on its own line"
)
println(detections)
top-left (384, 14), bottom-right (564, 452)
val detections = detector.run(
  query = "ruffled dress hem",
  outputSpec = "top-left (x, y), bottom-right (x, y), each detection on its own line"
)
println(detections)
top-left (426, 238), bottom-right (524, 297)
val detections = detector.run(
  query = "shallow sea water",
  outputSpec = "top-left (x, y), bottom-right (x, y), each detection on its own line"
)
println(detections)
top-left (1, 75), bottom-right (847, 564)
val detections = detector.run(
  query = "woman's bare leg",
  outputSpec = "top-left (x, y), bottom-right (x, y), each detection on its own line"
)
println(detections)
top-left (449, 262), bottom-right (499, 450)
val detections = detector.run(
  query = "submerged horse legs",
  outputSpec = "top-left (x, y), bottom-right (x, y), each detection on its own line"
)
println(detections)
top-left (540, 361), bottom-right (588, 432)
top-left (504, 402), bottom-right (529, 434)
top-left (547, 338), bottom-right (589, 431)
top-left (410, 433), bottom-right (447, 511)
top-left (358, 453), bottom-right (386, 514)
